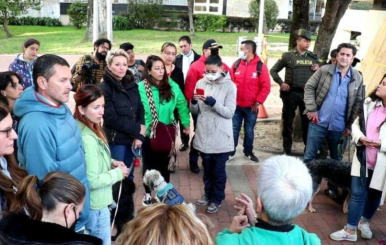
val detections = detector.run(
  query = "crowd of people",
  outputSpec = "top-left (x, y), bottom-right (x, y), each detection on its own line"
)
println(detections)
top-left (0, 27), bottom-right (384, 244)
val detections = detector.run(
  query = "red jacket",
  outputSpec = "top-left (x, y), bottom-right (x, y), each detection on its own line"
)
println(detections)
top-left (231, 55), bottom-right (271, 107)
top-left (184, 55), bottom-right (233, 103)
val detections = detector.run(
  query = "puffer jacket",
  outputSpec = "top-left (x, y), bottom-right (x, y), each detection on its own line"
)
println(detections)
top-left (100, 68), bottom-right (145, 145)
top-left (190, 72), bottom-right (237, 153)
top-left (231, 55), bottom-right (271, 107)
top-left (14, 87), bottom-right (90, 230)
top-left (304, 64), bottom-right (363, 130)
top-left (9, 54), bottom-right (36, 89)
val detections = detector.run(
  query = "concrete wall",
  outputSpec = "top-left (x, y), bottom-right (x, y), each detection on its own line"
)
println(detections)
top-left (359, 10), bottom-right (386, 60)
top-left (22, 0), bottom-right (60, 18)
top-left (275, 0), bottom-right (289, 19)
top-left (226, 0), bottom-right (251, 17)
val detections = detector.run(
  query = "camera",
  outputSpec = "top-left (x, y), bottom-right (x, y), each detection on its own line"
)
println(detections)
top-left (81, 61), bottom-right (99, 84)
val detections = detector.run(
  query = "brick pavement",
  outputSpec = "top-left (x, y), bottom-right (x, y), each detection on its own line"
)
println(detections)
top-left (130, 146), bottom-right (386, 245)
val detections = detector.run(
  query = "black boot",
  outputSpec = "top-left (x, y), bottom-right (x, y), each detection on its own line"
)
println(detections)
top-left (189, 160), bottom-right (200, 174)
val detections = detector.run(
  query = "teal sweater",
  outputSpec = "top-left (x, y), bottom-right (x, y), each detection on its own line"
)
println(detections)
top-left (138, 78), bottom-right (190, 136)
top-left (216, 225), bottom-right (321, 245)
top-left (77, 120), bottom-right (123, 210)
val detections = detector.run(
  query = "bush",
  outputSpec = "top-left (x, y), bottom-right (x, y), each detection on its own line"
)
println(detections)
top-left (349, 1), bottom-right (373, 10)
top-left (226, 16), bottom-right (255, 33)
top-left (128, 0), bottom-right (163, 29)
top-left (6, 17), bottom-right (62, 27)
top-left (195, 14), bottom-right (227, 32)
top-left (67, 2), bottom-right (87, 29)
top-left (249, 0), bottom-right (279, 31)
top-left (113, 15), bottom-right (132, 30)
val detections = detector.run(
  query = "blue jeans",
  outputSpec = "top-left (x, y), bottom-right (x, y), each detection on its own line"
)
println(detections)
top-left (85, 207), bottom-right (111, 245)
top-left (232, 106), bottom-right (258, 155)
top-left (347, 170), bottom-right (382, 230)
top-left (201, 152), bottom-right (230, 205)
top-left (109, 144), bottom-right (135, 181)
top-left (304, 123), bottom-right (343, 191)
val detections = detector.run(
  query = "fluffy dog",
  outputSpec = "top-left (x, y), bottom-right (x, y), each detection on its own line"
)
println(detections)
top-left (111, 178), bottom-right (136, 240)
top-left (143, 169), bottom-right (195, 211)
top-left (305, 159), bottom-right (351, 213)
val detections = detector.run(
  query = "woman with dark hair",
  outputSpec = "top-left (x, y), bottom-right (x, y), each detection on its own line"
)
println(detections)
top-left (74, 84), bottom-right (129, 245)
top-left (330, 74), bottom-right (386, 242)
top-left (100, 49), bottom-right (145, 182)
top-left (0, 171), bottom-right (102, 244)
top-left (0, 105), bottom-right (27, 220)
top-left (138, 55), bottom-right (190, 206)
top-left (9, 38), bottom-right (40, 89)
top-left (0, 72), bottom-right (24, 111)
top-left (191, 54), bottom-right (236, 214)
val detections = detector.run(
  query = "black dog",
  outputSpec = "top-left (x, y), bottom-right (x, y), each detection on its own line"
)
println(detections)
top-left (305, 159), bottom-right (351, 213)
top-left (111, 178), bottom-right (136, 240)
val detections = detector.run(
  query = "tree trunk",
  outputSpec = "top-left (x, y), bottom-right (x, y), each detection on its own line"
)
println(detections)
top-left (314, 0), bottom-right (351, 64)
top-left (263, 13), bottom-right (268, 34)
top-left (98, 0), bottom-right (107, 38)
top-left (84, 0), bottom-right (93, 41)
top-left (188, 0), bottom-right (195, 36)
top-left (2, 11), bottom-right (13, 38)
top-left (289, 0), bottom-right (310, 50)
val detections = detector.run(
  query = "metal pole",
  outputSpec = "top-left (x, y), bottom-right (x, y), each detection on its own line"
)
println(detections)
top-left (313, 0), bottom-right (317, 20)
top-left (257, 0), bottom-right (265, 55)
top-left (107, 0), bottom-right (113, 42)
top-left (93, 0), bottom-right (99, 42)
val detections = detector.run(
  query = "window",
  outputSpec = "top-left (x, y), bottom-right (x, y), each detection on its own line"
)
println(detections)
top-left (195, 5), bottom-right (207, 11)
top-left (194, 0), bottom-right (222, 14)
top-left (209, 6), bottom-right (218, 12)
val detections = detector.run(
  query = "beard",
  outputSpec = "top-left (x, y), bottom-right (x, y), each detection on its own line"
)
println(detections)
top-left (95, 50), bottom-right (107, 61)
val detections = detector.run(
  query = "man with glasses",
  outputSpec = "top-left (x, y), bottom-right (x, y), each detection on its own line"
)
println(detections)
top-left (73, 38), bottom-right (112, 86)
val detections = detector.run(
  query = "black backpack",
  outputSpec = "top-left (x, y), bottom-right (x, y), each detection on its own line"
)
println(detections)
top-left (233, 58), bottom-right (263, 77)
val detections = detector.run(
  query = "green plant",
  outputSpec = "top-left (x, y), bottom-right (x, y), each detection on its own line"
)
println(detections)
top-left (5, 16), bottom-right (62, 26)
top-left (128, 0), bottom-right (163, 29)
top-left (195, 14), bottom-right (227, 32)
top-left (349, 1), bottom-right (373, 10)
top-left (249, 0), bottom-right (279, 30)
top-left (67, 2), bottom-right (87, 29)
top-left (113, 15), bottom-right (132, 30)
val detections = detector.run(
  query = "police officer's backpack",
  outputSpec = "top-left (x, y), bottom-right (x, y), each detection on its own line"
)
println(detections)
top-left (233, 59), bottom-right (263, 77)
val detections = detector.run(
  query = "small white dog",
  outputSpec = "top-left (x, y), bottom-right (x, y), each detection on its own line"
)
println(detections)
top-left (143, 169), bottom-right (195, 211)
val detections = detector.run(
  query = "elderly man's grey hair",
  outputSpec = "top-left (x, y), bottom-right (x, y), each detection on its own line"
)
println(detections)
top-left (257, 155), bottom-right (312, 224)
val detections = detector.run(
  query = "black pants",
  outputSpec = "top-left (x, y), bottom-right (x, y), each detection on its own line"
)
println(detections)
top-left (281, 91), bottom-right (309, 153)
top-left (189, 113), bottom-right (199, 163)
top-left (142, 137), bottom-right (170, 194)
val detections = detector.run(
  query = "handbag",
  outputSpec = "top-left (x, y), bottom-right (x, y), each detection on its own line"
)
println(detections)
top-left (143, 80), bottom-right (177, 170)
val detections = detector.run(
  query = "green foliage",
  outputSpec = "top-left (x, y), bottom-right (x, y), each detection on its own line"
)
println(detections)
top-left (67, 2), bottom-right (87, 29)
top-left (226, 16), bottom-right (255, 33)
top-left (349, 1), bottom-right (373, 10)
top-left (277, 18), bottom-right (321, 34)
top-left (0, 0), bottom-right (41, 19)
top-left (4, 16), bottom-right (62, 26)
top-left (128, 0), bottom-right (163, 29)
top-left (158, 13), bottom-right (179, 30)
top-left (113, 15), bottom-right (132, 30)
top-left (249, 0), bottom-right (279, 30)
top-left (195, 14), bottom-right (227, 32)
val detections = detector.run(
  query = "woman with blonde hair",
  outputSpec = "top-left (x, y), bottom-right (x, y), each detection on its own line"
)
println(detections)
top-left (115, 203), bottom-right (214, 245)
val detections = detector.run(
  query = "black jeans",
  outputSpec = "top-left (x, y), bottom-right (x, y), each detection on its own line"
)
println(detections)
top-left (189, 113), bottom-right (199, 163)
top-left (142, 137), bottom-right (170, 194)
top-left (281, 91), bottom-right (309, 153)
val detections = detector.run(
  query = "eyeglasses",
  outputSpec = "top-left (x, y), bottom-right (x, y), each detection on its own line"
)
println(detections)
top-left (99, 45), bottom-right (110, 50)
top-left (0, 127), bottom-right (14, 138)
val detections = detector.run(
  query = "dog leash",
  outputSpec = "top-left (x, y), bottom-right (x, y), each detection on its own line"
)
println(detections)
top-left (111, 161), bottom-right (134, 233)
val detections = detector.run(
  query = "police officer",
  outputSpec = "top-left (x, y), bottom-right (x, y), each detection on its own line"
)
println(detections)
top-left (270, 29), bottom-right (319, 155)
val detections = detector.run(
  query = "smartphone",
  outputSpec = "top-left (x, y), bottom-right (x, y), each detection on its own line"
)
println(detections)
top-left (196, 88), bottom-right (205, 95)
top-left (312, 117), bottom-right (319, 124)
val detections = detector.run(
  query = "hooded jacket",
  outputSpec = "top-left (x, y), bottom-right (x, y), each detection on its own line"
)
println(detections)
top-left (190, 72), bottom-right (236, 154)
top-left (13, 87), bottom-right (90, 230)
top-left (0, 213), bottom-right (102, 245)
top-left (9, 54), bottom-right (36, 89)
top-left (216, 225), bottom-right (321, 245)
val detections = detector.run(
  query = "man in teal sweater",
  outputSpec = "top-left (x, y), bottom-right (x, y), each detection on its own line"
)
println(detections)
top-left (216, 155), bottom-right (321, 245)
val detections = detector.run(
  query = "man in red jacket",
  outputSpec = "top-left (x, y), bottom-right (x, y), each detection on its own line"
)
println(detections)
top-left (184, 39), bottom-right (233, 173)
top-left (230, 40), bottom-right (271, 162)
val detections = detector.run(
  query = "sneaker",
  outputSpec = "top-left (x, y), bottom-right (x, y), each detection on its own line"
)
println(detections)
top-left (325, 189), bottom-right (339, 199)
top-left (330, 227), bottom-right (357, 241)
top-left (227, 152), bottom-right (235, 162)
top-left (189, 161), bottom-right (200, 174)
top-left (142, 193), bottom-right (152, 206)
top-left (206, 202), bottom-right (221, 213)
top-left (197, 195), bottom-right (209, 206)
top-left (179, 143), bottom-right (189, 152)
top-left (358, 221), bottom-right (372, 239)
top-left (244, 153), bottom-right (259, 162)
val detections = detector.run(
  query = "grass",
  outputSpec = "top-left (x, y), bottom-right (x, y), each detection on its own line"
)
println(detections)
top-left (0, 26), bottom-right (293, 56)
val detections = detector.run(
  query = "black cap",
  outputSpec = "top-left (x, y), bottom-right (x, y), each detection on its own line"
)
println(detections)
top-left (119, 42), bottom-right (134, 52)
top-left (203, 39), bottom-right (223, 50)
top-left (352, 57), bottom-right (361, 67)
top-left (296, 29), bottom-right (312, 40)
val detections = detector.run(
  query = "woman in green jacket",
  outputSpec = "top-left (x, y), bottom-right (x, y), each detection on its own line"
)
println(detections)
top-left (74, 85), bottom-right (129, 245)
top-left (138, 55), bottom-right (190, 206)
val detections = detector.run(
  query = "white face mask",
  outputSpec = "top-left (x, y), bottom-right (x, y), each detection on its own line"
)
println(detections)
top-left (238, 51), bottom-right (247, 60)
top-left (205, 72), bottom-right (221, 81)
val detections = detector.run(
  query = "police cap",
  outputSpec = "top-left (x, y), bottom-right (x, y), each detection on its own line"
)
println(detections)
top-left (296, 29), bottom-right (312, 40)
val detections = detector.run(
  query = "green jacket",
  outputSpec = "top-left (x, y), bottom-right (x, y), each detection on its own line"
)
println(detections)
top-left (76, 120), bottom-right (123, 210)
top-left (216, 225), bottom-right (321, 245)
top-left (138, 78), bottom-right (190, 136)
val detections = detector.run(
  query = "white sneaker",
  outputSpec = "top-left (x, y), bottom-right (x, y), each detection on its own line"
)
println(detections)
top-left (358, 222), bottom-right (372, 239)
top-left (330, 227), bottom-right (357, 241)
